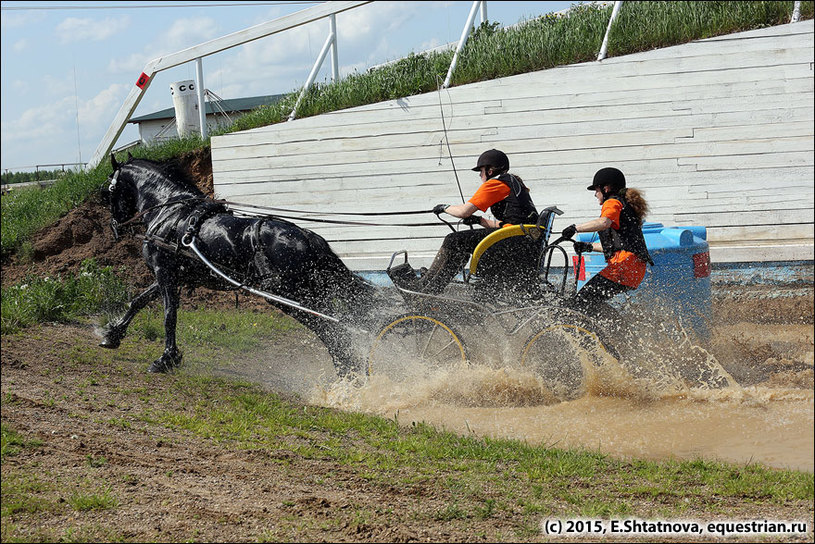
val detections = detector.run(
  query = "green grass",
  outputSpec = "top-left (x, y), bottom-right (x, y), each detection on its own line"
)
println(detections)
top-left (1, 258), bottom-right (130, 335)
top-left (129, 304), bottom-right (301, 355)
top-left (1, 1), bottom-right (811, 264)
top-left (1, 424), bottom-right (42, 461)
top-left (67, 488), bottom-right (118, 512)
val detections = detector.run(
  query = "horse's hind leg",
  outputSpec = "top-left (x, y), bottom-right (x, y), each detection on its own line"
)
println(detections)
top-left (148, 277), bottom-right (183, 374)
top-left (289, 309), bottom-right (361, 379)
top-left (100, 282), bottom-right (160, 349)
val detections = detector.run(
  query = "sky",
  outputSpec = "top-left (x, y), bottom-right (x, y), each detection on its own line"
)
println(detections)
top-left (1, 1), bottom-right (576, 173)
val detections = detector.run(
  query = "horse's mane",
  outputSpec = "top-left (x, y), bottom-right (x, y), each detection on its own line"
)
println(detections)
top-left (128, 157), bottom-right (204, 196)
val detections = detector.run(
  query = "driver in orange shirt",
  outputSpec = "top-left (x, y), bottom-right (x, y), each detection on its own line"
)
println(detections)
top-left (391, 149), bottom-right (539, 296)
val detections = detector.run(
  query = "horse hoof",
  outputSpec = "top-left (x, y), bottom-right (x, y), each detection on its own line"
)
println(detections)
top-left (99, 338), bottom-right (120, 349)
top-left (147, 352), bottom-right (183, 374)
top-left (99, 328), bottom-right (122, 349)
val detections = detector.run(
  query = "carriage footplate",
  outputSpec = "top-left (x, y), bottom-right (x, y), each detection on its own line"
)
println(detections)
top-left (388, 262), bottom-right (423, 291)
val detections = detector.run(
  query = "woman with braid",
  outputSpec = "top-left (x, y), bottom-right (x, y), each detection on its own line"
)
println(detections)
top-left (560, 167), bottom-right (653, 312)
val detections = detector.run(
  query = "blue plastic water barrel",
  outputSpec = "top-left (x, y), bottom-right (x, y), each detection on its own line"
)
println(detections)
top-left (575, 222), bottom-right (712, 340)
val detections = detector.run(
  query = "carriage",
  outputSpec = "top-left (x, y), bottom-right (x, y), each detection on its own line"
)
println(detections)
top-left (367, 206), bottom-right (625, 400)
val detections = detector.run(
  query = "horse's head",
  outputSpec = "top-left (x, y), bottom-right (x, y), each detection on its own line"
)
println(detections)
top-left (102, 153), bottom-right (138, 239)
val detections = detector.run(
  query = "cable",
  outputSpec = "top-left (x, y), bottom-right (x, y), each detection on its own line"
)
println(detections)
top-left (436, 75), bottom-right (465, 204)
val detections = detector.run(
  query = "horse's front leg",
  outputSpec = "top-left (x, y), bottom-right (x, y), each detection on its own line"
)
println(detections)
top-left (100, 282), bottom-right (160, 349)
top-left (148, 276), bottom-right (183, 374)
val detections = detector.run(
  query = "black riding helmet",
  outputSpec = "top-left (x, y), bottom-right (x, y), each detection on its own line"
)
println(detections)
top-left (587, 167), bottom-right (626, 192)
top-left (472, 149), bottom-right (510, 173)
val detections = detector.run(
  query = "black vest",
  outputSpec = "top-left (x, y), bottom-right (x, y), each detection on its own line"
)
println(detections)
top-left (489, 173), bottom-right (539, 225)
top-left (598, 192), bottom-right (653, 265)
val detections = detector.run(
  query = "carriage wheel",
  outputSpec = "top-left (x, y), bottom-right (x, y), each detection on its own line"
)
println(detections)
top-left (520, 319), bottom-right (613, 401)
top-left (367, 315), bottom-right (467, 382)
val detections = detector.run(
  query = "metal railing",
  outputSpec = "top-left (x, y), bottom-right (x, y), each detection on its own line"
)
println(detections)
top-left (90, 0), bottom-right (807, 170)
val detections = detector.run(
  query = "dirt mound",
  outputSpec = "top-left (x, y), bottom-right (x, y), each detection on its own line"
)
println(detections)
top-left (3, 199), bottom-right (150, 288)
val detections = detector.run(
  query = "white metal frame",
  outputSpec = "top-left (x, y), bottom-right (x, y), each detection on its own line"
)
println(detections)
top-left (89, 0), bottom-right (370, 169)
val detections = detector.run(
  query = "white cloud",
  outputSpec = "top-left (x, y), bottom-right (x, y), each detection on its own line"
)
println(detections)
top-left (1, 96), bottom-right (76, 145)
top-left (12, 38), bottom-right (27, 52)
top-left (56, 16), bottom-right (131, 45)
top-left (162, 16), bottom-right (220, 51)
top-left (0, 11), bottom-right (46, 29)
top-left (80, 83), bottom-right (131, 128)
top-left (0, 82), bottom-right (131, 169)
top-left (108, 52), bottom-right (153, 75)
top-left (106, 16), bottom-right (220, 76)
top-left (336, 2), bottom-right (418, 46)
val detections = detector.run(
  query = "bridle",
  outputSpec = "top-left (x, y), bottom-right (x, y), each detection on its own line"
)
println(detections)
top-left (107, 170), bottom-right (124, 240)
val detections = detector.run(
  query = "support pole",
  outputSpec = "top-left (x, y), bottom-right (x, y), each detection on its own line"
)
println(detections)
top-left (195, 57), bottom-right (208, 140)
top-left (329, 14), bottom-right (339, 81)
top-left (90, 62), bottom-right (157, 168)
top-left (597, 1), bottom-right (623, 61)
top-left (791, 1), bottom-right (801, 23)
top-left (442, 0), bottom-right (482, 89)
top-left (288, 25), bottom-right (337, 121)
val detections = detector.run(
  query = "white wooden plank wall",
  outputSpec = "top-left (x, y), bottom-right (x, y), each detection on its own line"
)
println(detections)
top-left (212, 21), bottom-right (814, 270)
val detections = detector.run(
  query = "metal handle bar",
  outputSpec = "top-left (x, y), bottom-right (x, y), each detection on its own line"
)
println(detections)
top-left (182, 234), bottom-right (339, 323)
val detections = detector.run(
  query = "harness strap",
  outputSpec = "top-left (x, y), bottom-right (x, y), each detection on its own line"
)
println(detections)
top-left (183, 201), bottom-right (228, 242)
top-left (181, 234), bottom-right (340, 323)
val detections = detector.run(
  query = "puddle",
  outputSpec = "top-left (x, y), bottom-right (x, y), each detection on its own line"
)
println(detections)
top-left (307, 320), bottom-right (814, 473)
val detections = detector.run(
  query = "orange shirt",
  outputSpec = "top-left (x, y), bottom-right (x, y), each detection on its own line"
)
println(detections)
top-left (468, 179), bottom-right (510, 212)
top-left (597, 198), bottom-right (647, 288)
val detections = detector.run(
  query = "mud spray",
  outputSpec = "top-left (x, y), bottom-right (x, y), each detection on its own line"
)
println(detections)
top-left (309, 317), bottom-right (814, 473)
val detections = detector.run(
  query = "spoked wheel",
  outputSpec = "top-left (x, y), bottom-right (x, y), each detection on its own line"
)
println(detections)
top-left (368, 315), bottom-right (467, 382)
top-left (520, 317), bottom-right (614, 401)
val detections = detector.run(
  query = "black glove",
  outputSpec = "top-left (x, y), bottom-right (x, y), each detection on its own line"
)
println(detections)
top-left (432, 203), bottom-right (449, 215)
top-left (461, 215), bottom-right (481, 226)
top-left (573, 241), bottom-right (594, 254)
top-left (561, 224), bottom-right (577, 239)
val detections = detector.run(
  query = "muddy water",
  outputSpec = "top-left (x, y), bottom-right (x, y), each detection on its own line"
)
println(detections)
top-left (306, 321), bottom-right (814, 473)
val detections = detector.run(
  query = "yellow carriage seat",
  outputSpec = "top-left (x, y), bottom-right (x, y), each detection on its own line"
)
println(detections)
top-left (469, 206), bottom-right (562, 278)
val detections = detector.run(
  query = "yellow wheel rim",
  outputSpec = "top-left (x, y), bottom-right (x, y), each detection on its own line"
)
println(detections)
top-left (520, 323), bottom-right (608, 366)
top-left (368, 315), bottom-right (466, 377)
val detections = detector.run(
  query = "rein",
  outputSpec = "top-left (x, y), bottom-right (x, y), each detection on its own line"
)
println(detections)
top-left (216, 199), bottom-right (440, 227)
top-left (118, 195), bottom-right (443, 229)
top-left (112, 197), bottom-right (206, 233)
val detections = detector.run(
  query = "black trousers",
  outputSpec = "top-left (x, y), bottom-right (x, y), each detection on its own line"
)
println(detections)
top-left (574, 273), bottom-right (634, 306)
top-left (570, 273), bottom-right (634, 332)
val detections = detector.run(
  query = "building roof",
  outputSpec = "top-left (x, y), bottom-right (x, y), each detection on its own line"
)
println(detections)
top-left (129, 93), bottom-right (286, 123)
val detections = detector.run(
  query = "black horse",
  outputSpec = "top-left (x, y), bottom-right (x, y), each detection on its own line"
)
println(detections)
top-left (99, 154), bottom-right (376, 376)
